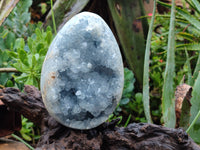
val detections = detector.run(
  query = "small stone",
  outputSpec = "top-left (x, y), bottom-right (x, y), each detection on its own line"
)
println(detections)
top-left (40, 12), bottom-right (124, 129)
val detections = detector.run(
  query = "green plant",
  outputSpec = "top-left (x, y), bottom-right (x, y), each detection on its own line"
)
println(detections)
top-left (108, 114), bottom-right (123, 125)
top-left (130, 92), bottom-right (146, 122)
top-left (143, 0), bottom-right (200, 143)
top-left (150, 0), bottom-right (200, 89)
top-left (142, 0), bottom-right (156, 124)
top-left (19, 117), bottom-right (40, 142)
top-left (161, 0), bottom-right (176, 128)
top-left (3, 0), bottom-right (32, 37)
top-left (156, 0), bottom-right (200, 85)
top-left (0, 27), bottom-right (17, 86)
top-left (120, 68), bottom-right (135, 107)
top-left (109, 68), bottom-right (146, 125)
top-left (8, 26), bottom-right (53, 88)
top-left (0, 50), bottom-right (14, 86)
top-left (148, 2), bottom-right (200, 126)
top-left (114, 68), bottom-right (135, 115)
top-left (0, 0), bottom-right (39, 88)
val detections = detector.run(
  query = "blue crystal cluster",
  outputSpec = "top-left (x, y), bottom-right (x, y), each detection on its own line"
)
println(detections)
top-left (41, 12), bottom-right (124, 129)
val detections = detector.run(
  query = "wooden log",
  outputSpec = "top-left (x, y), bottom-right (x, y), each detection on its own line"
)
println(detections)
top-left (0, 85), bottom-right (199, 150)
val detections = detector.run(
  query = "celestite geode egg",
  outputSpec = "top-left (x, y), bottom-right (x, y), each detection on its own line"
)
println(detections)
top-left (40, 12), bottom-right (124, 129)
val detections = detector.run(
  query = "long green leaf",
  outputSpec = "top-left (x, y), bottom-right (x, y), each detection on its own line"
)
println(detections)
top-left (0, 0), bottom-right (19, 25)
top-left (162, 0), bottom-right (176, 128)
top-left (142, 0), bottom-right (156, 124)
top-left (177, 32), bottom-right (196, 42)
top-left (18, 49), bottom-right (29, 67)
top-left (50, 0), bottom-right (57, 34)
top-left (187, 72), bottom-right (200, 143)
top-left (108, 0), bottom-right (148, 87)
top-left (176, 43), bottom-right (200, 51)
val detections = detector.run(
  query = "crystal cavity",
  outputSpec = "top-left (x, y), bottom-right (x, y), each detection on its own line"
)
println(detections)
top-left (40, 12), bottom-right (124, 129)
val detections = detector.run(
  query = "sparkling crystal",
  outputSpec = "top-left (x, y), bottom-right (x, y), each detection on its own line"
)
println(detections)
top-left (41, 12), bottom-right (124, 129)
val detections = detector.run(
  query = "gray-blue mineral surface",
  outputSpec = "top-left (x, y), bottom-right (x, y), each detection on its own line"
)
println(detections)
top-left (40, 12), bottom-right (124, 129)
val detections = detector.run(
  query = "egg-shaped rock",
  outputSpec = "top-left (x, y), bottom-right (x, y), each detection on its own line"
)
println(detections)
top-left (40, 12), bottom-right (124, 129)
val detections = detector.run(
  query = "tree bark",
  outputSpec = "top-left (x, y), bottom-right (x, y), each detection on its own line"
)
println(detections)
top-left (0, 85), bottom-right (199, 150)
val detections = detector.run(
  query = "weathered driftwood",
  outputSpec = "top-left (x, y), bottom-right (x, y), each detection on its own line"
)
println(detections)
top-left (0, 85), bottom-right (199, 150)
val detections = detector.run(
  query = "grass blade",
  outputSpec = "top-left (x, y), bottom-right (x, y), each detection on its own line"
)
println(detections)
top-left (177, 32), bottom-right (196, 42)
top-left (50, 0), bottom-right (57, 34)
top-left (176, 43), bottom-right (200, 51)
top-left (162, 0), bottom-right (176, 128)
top-left (124, 114), bottom-right (132, 127)
top-left (142, 0), bottom-right (157, 123)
